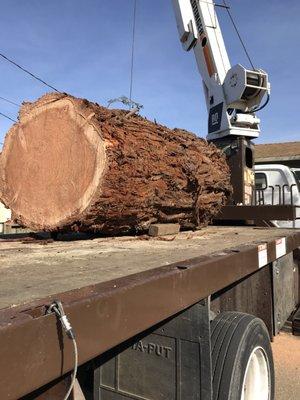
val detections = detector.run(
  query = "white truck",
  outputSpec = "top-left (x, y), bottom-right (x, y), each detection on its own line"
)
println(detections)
top-left (292, 167), bottom-right (300, 184)
top-left (0, 201), bottom-right (11, 233)
top-left (255, 164), bottom-right (300, 228)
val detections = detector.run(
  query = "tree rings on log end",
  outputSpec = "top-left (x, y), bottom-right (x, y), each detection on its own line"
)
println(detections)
top-left (0, 96), bottom-right (106, 231)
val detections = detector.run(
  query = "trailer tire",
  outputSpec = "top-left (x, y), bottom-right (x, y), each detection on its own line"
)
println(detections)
top-left (211, 312), bottom-right (274, 400)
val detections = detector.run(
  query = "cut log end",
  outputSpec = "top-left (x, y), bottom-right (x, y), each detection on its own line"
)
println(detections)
top-left (0, 93), bottom-right (232, 234)
top-left (1, 96), bottom-right (106, 230)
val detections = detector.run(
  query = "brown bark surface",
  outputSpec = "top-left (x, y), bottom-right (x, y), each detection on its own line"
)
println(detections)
top-left (0, 93), bottom-right (231, 234)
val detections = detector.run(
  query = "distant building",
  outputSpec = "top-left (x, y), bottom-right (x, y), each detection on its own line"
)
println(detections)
top-left (255, 141), bottom-right (300, 169)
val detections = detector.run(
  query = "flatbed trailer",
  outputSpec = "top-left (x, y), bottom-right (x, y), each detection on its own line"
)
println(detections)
top-left (0, 226), bottom-right (299, 400)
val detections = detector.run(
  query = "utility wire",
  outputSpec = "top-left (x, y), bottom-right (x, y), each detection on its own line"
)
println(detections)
top-left (0, 96), bottom-right (20, 107)
top-left (129, 0), bottom-right (137, 106)
top-left (0, 52), bottom-right (60, 92)
top-left (222, 0), bottom-right (255, 70)
top-left (0, 111), bottom-right (17, 123)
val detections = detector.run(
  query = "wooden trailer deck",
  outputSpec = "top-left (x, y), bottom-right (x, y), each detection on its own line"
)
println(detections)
top-left (0, 226), bottom-right (299, 311)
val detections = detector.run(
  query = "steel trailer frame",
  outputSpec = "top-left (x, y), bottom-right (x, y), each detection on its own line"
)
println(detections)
top-left (0, 230), bottom-right (299, 399)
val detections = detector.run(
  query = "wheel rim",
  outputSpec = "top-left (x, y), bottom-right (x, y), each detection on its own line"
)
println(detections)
top-left (241, 346), bottom-right (271, 400)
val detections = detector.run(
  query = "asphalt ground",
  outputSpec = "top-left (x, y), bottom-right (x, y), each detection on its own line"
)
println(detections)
top-left (272, 332), bottom-right (300, 400)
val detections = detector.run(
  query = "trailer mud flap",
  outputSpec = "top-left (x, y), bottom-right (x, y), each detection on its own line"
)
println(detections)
top-left (272, 253), bottom-right (298, 334)
top-left (94, 300), bottom-right (212, 400)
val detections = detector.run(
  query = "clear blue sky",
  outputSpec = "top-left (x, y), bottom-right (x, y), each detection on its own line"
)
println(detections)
top-left (0, 0), bottom-right (299, 146)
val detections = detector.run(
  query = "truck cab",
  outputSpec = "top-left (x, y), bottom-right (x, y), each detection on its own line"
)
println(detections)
top-left (255, 164), bottom-right (300, 228)
top-left (291, 168), bottom-right (300, 185)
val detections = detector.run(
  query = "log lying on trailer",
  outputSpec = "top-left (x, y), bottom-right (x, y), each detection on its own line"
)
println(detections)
top-left (0, 93), bottom-right (231, 234)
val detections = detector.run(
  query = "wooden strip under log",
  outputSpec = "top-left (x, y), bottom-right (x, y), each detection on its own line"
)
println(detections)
top-left (0, 93), bottom-right (232, 234)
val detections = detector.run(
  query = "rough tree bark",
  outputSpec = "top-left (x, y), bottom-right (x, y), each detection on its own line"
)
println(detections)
top-left (0, 93), bottom-right (231, 234)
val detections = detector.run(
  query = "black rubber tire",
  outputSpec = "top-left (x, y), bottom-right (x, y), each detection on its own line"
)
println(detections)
top-left (211, 312), bottom-right (275, 400)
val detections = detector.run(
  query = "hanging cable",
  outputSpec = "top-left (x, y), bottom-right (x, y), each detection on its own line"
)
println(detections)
top-left (0, 96), bottom-right (20, 107)
top-left (129, 0), bottom-right (137, 107)
top-left (0, 52), bottom-right (60, 92)
top-left (47, 301), bottom-right (78, 400)
top-left (0, 111), bottom-right (17, 123)
top-left (244, 93), bottom-right (270, 114)
top-left (222, 0), bottom-right (255, 70)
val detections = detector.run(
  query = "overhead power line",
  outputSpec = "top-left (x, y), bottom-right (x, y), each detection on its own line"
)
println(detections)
top-left (129, 0), bottom-right (137, 106)
top-left (0, 52), bottom-right (60, 92)
top-left (0, 96), bottom-right (20, 107)
top-left (222, 0), bottom-right (255, 70)
top-left (0, 111), bottom-right (17, 123)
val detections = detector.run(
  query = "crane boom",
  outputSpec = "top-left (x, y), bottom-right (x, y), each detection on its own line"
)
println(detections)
top-left (172, 0), bottom-right (270, 141)
top-left (173, 0), bottom-right (230, 86)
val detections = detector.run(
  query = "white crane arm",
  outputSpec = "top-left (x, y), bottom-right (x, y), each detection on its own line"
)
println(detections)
top-left (173, 0), bottom-right (230, 85)
top-left (172, 0), bottom-right (270, 140)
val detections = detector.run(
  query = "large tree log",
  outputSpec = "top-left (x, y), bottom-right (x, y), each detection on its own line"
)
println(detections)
top-left (0, 93), bottom-right (231, 234)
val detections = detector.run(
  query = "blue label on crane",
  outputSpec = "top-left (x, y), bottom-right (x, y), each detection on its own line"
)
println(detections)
top-left (208, 102), bottom-right (223, 133)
